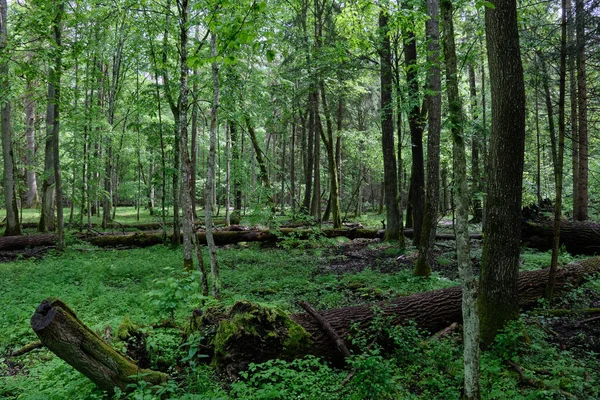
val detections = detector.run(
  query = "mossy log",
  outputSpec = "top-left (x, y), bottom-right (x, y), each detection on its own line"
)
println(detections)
top-left (81, 228), bottom-right (384, 248)
top-left (31, 297), bottom-right (168, 395)
top-left (188, 257), bottom-right (600, 370)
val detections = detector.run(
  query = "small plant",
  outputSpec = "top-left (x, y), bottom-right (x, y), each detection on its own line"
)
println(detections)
top-left (147, 268), bottom-right (207, 322)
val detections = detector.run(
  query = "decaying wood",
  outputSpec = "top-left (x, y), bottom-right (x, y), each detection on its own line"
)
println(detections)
top-left (31, 297), bottom-right (168, 395)
top-left (80, 228), bottom-right (384, 248)
top-left (33, 258), bottom-right (600, 384)
top-left (10, 340), bottom-right (42, 357)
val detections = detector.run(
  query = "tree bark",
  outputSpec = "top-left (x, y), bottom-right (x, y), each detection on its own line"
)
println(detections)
top-left (404, 27), bottom-right (425, 247)
top-left (0, 0), bottom-right (20, 237)
top-left (24, 80), bottom-right (39, 209)
top-left (479, 0), bottom-right (527, 345)
top-left (468, 63), bottom-right (482, 223)
top-left (415, 0), bottom-right (441, 276)
top-left (441, 1), bottom-right (480, 397)
top-left (575, 0), bottom-right (587, 221)
top-left (207, 32), bottom-right (221, 299)
top-left (379, 11), bottom-right (400, 242)
top-left (31, 298), bottom-right (168, 395)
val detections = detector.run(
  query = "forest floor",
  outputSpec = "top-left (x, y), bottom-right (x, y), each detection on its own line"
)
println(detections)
top-left (1, 209), bottom-right (600, 399)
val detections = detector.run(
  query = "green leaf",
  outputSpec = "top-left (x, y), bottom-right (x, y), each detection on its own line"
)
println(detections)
top-left (266, 49), bottom-right (276, 63)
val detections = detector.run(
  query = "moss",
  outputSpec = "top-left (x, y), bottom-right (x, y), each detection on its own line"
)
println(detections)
top-left (117, 315), bottom-right (136, 341)
top-left (201, 300), bottom-right (310, 375)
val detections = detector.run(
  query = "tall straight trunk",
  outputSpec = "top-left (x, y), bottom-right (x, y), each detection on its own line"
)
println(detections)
top-left (191, 27), bottom-right (200, 219)
top-left (178, 0), bottom-right (194, 270)
top-left (404, 28), bottom-right (425, 246)
top-left (225, 123), bottom-right (231, 226)
top-left (539, 54), bottom-right (558, 171)
top-left (207, 32), bottom-right (221, 299)
top-left (0, 0), bottom-right (20, 236)
top-left (50, 1), bottom-right (65, 249)
top-left (547, 0), bottom-right (567, 301)
top-left (468, 63), bottom-right (482, 223)
top-left (230, 122), bottom-right (242, 211)
top-left (479, 0), bottom-right (526, 346)
top-left (318, 82), bottom-right (342, 228)
top-left (415, 0), bottom-right (441, 276)
top-left (379, 10), bottom-right (400, 241)
top-left (311, 113), bottom-right (322, 222)
top-left (441, 1), bottom-right (480, 397)
top-left (290, 114), bottom-right (296, 210)
top-left (303, 92), bottom-right (315, 211)
top-left (393, 54), bottom-right (406, 248)
top-left (25, 81), bottom-right (38, 209)
top-left (568, 0), bottom-right (578, 218)
top-left (535, 87), bottom-right (542, 204)
top-left (575, 0), bottom-right (587, 221)
top-left (160, 0), bottom-right (181, 247)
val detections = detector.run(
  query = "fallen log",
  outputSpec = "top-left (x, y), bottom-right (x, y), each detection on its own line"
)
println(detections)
top-left (0, 234), bottom-right (56, 250)
top-left (522, 220), bottom-right (600, 255)
top-left (31, 297), bottom-right (168, 395)
top-left (81, 228), bottom-right (384, 248)
top-left (189, 257), bottom-right (600, 370)
top-left (403, 228), bottom-right (483, 240)
top-left (34, 258), bottom-right (600, 387)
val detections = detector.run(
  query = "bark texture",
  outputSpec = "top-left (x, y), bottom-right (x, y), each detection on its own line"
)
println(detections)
top-left (442, 1), bottom-right (480, 396)
top-left (415, 0), bottom-right (441, 276)
top-left (1, 0), bottom-right (20, 236)
top-left (31, 298), bottom-right (168, 395)
top-left (379, 11), bottom-right (400, 241)
top-left (479, 0), bottom-right (526, 345)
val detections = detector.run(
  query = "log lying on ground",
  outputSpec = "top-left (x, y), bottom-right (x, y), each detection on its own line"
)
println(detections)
top-left (0, 234), bottom-right (56, 250)
top-left (190, 257), bottom-right (600, 370)
top-left (31, 297), bottom-right (168, 395)
top-left (521, 220), bottom-right (600, 255)
top-left (81, 228), bottom-right (384, 248)
top-left (403, 228), bottom-right (483, 240)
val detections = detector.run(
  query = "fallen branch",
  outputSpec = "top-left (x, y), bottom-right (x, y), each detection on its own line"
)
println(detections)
top-left (10, 340), bottom-right (42, 357)
top-left (298, 301), bottom-right (351, 359)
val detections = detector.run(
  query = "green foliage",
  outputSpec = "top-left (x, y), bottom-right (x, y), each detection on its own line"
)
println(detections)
top-left (230, 356), bottom-right (344, 399)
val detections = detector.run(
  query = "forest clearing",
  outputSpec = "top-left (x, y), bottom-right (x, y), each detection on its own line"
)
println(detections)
top-left (1, 0), bottom-right (599, 398)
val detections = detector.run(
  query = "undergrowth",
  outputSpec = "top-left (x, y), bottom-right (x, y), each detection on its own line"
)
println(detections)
top-left (1, 240), bottom-right (599, 399)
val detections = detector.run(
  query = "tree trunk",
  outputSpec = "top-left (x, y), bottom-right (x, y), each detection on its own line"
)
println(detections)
top-left (404, 27), bottom-right (425, 247)
top-left (441, 1), bottom-right (480, 397)
top-left (479, 0), bottom-right (526, 345)
top-left (0, 0), bottom-right (20, 236)
top-left (468, 63), bottom-right (482, 223)
top-left (31, 298), bottom-right (168, 396)
top-left (568, 0), bottom-right (578, 219)
top-left (379, 10), bottom-right (401, 242)
top-left (319, 82), bottom-right (342, 228)
top-left (547, 0), bottom-right (568, 301)
top-left (575, 0), bottom-right (587, 221)
top-left (207, 32), bottom-right (221, 299)
top-left (415, 0), bottom-right (441, 276)
top-left (24, 80), bottom-right (39, 209)
top-left (185, 257), bottom-right (600, 372)
top-left (178, 0), bottom-right (195, 270)
top-left (51, 1), bottom-right (65, 250)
